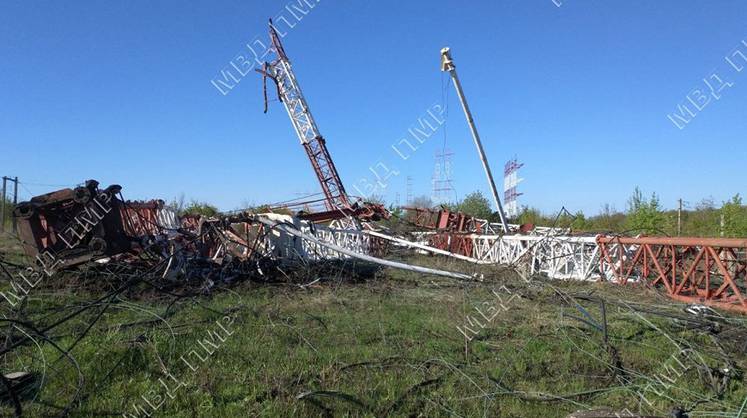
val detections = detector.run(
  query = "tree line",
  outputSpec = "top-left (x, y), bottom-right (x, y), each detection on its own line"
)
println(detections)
top-left (405, 188), bottom-right (747, 238)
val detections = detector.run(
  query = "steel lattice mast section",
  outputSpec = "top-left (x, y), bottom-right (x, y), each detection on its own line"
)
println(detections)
top-left (262, 22), bottom-right (350, 212)
top-left (440, 47), bottom-right (509, 233)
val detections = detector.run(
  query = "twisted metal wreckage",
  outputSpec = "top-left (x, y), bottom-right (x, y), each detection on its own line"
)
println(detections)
top-left (11, 20), bottom-right (747, 316)
top-left (11, 181), bottom-right (747, 315)
top-left (401, 207), bottom-right (747, 314)
top-left (11, 180), bottom-right (473, 281)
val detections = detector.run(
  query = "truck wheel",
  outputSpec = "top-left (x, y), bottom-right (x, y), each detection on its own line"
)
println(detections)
top-left (73, 187), bottom-right (91, 204)
top-left (89, 237), bottom-right (107, 255)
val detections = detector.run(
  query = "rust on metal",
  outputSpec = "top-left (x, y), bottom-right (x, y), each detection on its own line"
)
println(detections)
top-left (597, 235), bottom-right (747, 313)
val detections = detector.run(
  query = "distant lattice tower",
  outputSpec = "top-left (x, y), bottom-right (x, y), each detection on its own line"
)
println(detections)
top-left (431, 149), bottom-right (455, 205)
top-left (406, 176), bottom-right (413, 205)
top-left (503, 158), bottom-right (524, 219)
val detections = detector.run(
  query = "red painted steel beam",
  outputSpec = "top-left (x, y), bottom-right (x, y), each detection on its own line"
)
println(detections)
top-left (597, 236), bottom-right (747, 248)
top-left (597, 235), bottom-right (747, 314)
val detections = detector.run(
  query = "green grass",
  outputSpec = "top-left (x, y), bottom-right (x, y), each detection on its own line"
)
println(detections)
top-left (0, 238), bottom-right (746, 417)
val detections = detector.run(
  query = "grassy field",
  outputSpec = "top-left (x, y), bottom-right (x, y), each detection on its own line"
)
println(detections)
top-left (1, 239), bottom-right (746, 417)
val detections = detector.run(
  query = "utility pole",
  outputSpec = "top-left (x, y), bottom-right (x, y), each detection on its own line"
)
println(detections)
top-left (0, 177), bottom-right (6, 233)
top-left (677, 198), bottom-right (682, 236)
top-left (0, 177), bottom-right (19, 234)
top-left (12, 177), bottom-right (18, 233)
top-left (440, 47), bottom-right (509, 233)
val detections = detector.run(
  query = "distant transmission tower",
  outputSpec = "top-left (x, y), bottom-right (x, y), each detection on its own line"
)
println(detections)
top-left (406, 176), bottom-right (413, 205)
top-left (432, 149), bottom-right (455, 205)
top-left (503, 158), bottom-right (524, 219)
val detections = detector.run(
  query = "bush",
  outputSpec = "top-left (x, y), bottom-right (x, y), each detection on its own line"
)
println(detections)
top-left (183, 200), bottom-right (219, 217)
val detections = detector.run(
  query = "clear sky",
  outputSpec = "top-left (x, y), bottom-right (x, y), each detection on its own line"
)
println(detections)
top-left (1, 0), bottom-right (746, 215)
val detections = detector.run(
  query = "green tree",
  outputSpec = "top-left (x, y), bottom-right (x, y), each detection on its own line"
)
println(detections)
top-left (720, 194), bottom-right (747, 237)
top-left (625, 187), bottom-right (665, 233)
top-left (570, 210), bottom-right (589, 232)
top-left (554, 210), bottom-right (576, 229)
top-left (683, 198), bottom-right (719, 237)
top-left (457, 191), bottom-right (492, 220)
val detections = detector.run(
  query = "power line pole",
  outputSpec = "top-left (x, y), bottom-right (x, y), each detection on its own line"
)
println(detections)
top-left (12, 177), bottom-right (18, 233)
top-left (677, 198), bottom-right (682, 236)
top-left (0, 177), bottom-right (19, 234)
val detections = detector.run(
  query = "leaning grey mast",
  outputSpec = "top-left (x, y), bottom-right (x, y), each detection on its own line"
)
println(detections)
top-left (440, 47), bottom-right (509, 233)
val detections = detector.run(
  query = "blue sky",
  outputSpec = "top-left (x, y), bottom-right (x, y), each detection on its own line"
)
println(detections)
top-left (1, 0), bottom-right (746, 215)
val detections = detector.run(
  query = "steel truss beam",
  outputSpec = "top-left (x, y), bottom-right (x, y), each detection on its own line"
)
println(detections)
top-left (598, 236), bottom-right (747, 313)
top-left (262, 22), bottom-right (349, 212)
top-left (422, 232), bottom-right (747, 313)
